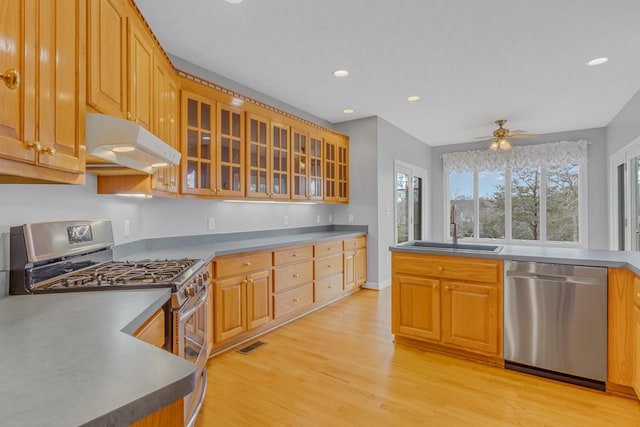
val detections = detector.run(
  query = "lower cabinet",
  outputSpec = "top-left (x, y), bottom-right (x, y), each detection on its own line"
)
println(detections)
top-left (133, 307), bottom-right (165, 348)
top-left (391, 252), bottom-right (502, 363)
top-left (634, 276), bottom-right (640, 398)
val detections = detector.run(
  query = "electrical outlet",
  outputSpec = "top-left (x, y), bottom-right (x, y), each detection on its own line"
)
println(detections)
top-left (283, 215), bottom-right (289, 226)
top-left (316, 215), bottom-right (321, 224)
top-left (348, 214), bottom-right (354, 223)
top-left (208, 217), bottom-right (216, 230)
top-left (124, 220), bottom-right (130, 238)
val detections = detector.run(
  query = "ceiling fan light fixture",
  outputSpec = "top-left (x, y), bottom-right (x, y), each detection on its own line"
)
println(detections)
top-left (489, 140), bottom-right (499, 151)
top-left (498, 138), bottom-right (511, 150)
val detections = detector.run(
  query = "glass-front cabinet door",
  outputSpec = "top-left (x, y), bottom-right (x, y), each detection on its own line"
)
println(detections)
top-left (308, 134), bottom-right (323, 201)
top-left (336, 139), bottom-right (349, 202)
top-left (271, 122), bottom-right (289, 199)
top-left (291, 127), bottom-right (309, 200)
top-left (217, 104), bottom-right (244, 197)
top-left (181, 91), bottom-right (216, 196)
top-left (324, 138), bottom-right (337, 202)
top-left (246, 113), bottom-right (270, 199)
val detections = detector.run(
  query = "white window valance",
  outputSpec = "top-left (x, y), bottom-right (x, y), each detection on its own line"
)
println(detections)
top-left (442, 140), bottom-right (589, 173)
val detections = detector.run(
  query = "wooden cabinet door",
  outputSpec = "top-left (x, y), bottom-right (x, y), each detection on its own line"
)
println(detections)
top-left (214, 276), bottom-right (246, 342)
top-left (246, 113), bottom-right (270, 198)
top-left (336, 138), bottom-right (349, 202)
top-left (182, 91), bottom-right (216, 195)
top-left (0, 0), bottom-right (29, 163)
top-left (392, 274), bottom-right (440, 341)
top-left (355, 248), bottom-right (366, 286)
top-left (324, 137), bottom-right (337, 202)
top-left (441, 281), bottom-right (498, 355)
top-left (216, 103), bottom-right (244, 197)
top-left (270, 122), bottom-right (290, 199)
top-left (87, 0), bottom-right (127, 118)
top-left (206, 282), bottom-right (214, 356)
top-left (151, 61), bottom-right (178, 193)
top-left (128, 19), bottom-right (154, 130)
top-left (343, 251), bottom-right (356, 290)
top-left (634, 306), bottom-right (640, 398)
top-left (308, 134), bottom-right (323, 201)
top-left (291, 127), bottom-right (309, 199)
top-left (247, 270), bottom-right (272, 330)
top-left (31, 0), bottom-right (85, 174)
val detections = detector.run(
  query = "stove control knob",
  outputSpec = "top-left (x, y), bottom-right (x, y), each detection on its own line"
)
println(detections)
top-left (183, 288), bottom-right (190, 298)
top-left (188, 285), bottom-right (195, 297)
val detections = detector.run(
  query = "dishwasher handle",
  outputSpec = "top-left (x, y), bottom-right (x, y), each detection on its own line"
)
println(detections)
top-left (506, 271), bottom-right (604, 286)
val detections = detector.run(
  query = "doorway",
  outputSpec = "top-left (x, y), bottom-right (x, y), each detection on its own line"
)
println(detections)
top-left (395, 161), bottom-right (427, 244)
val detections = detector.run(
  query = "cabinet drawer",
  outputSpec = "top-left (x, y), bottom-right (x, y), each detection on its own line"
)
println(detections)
top-left (133, 308), bottom-right (165, 349)
top-left (343, 236), bottom-right (366, 251)
top-left (392, 253), bottom-right (500, 285)
top-left (315, 274), bottom-right (343, 302)
top-left (314, 254), bottom-right (343, 280)
top-left (215, 252), bottom-right (272, 278)
top-left (314, 240), bottom-right (342, 258)
top-left (274, 245), bottom-right (313, 266)
top-left (273, 260), bottom-right (313, 293)
top-left (634, 276), bottom-right (640, 306)
top-left (273, 283), bottom-right (313, 319)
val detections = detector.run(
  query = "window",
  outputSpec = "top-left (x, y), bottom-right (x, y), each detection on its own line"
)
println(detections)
top-left (395, 161), bottom-right (427, 244)
top-left (443, 141), bottom-right (587, 247)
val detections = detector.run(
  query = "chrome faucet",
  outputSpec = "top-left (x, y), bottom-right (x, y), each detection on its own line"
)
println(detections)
top-left (450, 204), bottom-right (458, 245)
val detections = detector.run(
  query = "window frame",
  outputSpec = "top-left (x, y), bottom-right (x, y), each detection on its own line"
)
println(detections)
top-left (444, 162), bottom-right (588, 248)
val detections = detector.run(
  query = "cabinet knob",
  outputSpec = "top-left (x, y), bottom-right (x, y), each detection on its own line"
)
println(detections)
top-left (42, 145), bottom-right (56, 156)
top-left (328, 264), bottom-right (333, 268)
top-left (27, 141), bottom-right (42, 152)
top-left (292, 253), bottom-right (299, 257)
top-left (637, 292), bottom-right (640, 299)
top-left (438, 266), bottom-right (444, 272)
top-left (293, 273), bottom-right (300, 278)
top-left (0, 68), bottom-right (20, 89)
top-left (244, 261), bottom-right (251, 267)
top-left (293, 298), bottom-right (299, 303)
top-left (444, 285), bottom-right (449, 291)
top-left (242, 279), bottom-right (247, 285)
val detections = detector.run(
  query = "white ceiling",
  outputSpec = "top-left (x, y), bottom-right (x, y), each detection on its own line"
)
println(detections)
top-left (135, 0), bottom-right (640, 146)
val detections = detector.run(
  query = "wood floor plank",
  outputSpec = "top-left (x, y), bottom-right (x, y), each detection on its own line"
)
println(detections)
top-left (196, 288), bottom-right (640, 426)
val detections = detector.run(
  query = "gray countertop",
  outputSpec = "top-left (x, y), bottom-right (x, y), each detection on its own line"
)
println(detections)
top-left (0, 290), bottom-right (195, 426)
top-left (390, 241), bottom-right (640, 274)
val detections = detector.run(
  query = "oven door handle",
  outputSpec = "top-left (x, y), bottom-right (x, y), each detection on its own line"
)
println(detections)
top-left (179, 284), bottom-right (209, 322)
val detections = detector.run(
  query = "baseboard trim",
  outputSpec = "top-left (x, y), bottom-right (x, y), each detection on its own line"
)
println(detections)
top-left (362, 279), bottom-right (391, 291)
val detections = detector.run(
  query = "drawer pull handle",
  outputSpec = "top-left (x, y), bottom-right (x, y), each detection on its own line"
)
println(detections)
top-left (244, 262), bottom-right (251, 267)
top-left (438, 266), bottom-right (444, 272)
top-left (293, 298), bottom-right (299, 303)
top-left (293, 273), bottom-right (300, 278)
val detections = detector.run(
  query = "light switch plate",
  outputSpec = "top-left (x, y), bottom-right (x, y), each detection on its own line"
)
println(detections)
top-left (348, 214), bottom-right (354, 223)
top-left (283, 215), bottom-right (289, 226)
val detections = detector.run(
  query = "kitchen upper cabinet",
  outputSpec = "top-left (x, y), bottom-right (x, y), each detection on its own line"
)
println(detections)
top-left (181, 91), bottom-right (216, 196)
top-left (291, 127), bottom-right (309, 200)
top-left (324, 137), bottom-right (337, 202)
top-left (151, 59), bottom-right (179, 194)
top-left (271, 122), bottom-right (290, 199)
top-left (336, 137), bottom-right (349, 202)
top-left (246, 113), bottom-right (270, 199)
top-left (216, 103), bottom-right (244, 197)
top-left (87, 0), bottom-right (128, 118)
top-left (391, 252), bottom-right (502, 363)
top-left (0, 0), bottom-right (85, 184)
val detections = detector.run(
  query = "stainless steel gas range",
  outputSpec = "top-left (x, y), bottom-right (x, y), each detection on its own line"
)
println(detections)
top-left (9, 220), bottom-right (209, 427)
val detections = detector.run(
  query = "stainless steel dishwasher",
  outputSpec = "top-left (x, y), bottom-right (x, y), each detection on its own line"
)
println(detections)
top-left (503, 260), bottom-right (607, 390)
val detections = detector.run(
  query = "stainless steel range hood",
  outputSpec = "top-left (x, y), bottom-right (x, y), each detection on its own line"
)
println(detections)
top-left (85, 113), bottom-right (181, 174)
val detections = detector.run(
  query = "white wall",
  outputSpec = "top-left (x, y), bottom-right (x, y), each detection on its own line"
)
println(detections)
top-left (334, 116), bottom-right (431, 288)
top-left (607, 88), bottom-right (640, 158)
top-left (429, 127), bottom-right (608, 249)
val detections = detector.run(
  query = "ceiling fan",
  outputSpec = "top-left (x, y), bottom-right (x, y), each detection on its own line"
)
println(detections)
top-left (475, 119), bottom-right (539, 150)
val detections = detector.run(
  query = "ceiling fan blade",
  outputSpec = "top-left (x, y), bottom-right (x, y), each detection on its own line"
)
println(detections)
top-left (474, 135), bottom-right (493, 139)
top-left (510, 129), bottom-right (527, 134)
top-left (509, 133), bottom-right (539, 139)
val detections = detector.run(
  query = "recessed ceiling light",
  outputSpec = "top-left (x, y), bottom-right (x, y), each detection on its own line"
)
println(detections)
top-left (587, 57), bottom-right (608, 66)
top-left (343, 108), bottom-right (354, 114)
top-left (407, 96), bottom-right (421, 102)
top-left (225, 0), bottom-right (243, 3)
top-left (333, 70), bottom-right (349, 78)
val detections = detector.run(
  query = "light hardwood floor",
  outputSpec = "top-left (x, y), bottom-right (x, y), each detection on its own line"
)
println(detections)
top-left (196, 288), bottom-right (640, 426)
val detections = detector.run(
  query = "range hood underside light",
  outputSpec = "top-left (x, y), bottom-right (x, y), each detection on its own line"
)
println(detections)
top-left (86, 113), bottom-right (181, 174)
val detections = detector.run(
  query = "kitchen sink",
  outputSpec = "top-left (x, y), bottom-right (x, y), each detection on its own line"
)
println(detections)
top-left (399, 241), bottom-right (503, 253)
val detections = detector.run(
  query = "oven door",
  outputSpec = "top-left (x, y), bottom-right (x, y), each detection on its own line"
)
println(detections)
top-left (174, 283), bottom-right (209, 427)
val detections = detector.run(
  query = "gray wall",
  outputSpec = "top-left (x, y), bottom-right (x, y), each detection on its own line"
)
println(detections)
top-left (335, 117), bottom-right (431, 288)
top-left (606, 88), bottom-right (640, 158)
top-left (430, 127), bottom-right (608, 249)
